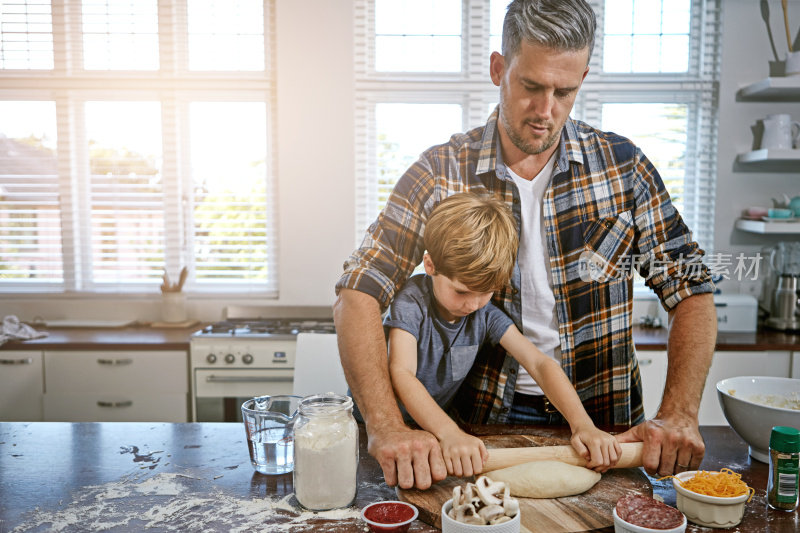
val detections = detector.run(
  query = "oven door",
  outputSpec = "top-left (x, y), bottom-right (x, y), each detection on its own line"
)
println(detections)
top-left (193, 368), bottom-right (294, 422)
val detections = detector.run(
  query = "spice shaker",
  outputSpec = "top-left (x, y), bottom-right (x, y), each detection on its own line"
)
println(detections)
top-left (293, 393), bottom-right (359, 510)
top-left (767, 425), bottom-right (800, 511)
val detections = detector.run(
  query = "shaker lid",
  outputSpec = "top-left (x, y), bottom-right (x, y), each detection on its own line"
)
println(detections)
top-left (770, 426), bottom-right (800, 452)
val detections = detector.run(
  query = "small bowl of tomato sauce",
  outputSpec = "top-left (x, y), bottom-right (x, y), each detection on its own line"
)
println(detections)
top-left (361, 500), bottom-right (419, 533)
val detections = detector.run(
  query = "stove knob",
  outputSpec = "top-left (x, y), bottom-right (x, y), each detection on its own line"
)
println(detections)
top-left (225, 353), bottom-right (236, 364)
top-left (206, 353), bottom-right (217, 364)
top-left (242, 353), bottom-right (254, 365)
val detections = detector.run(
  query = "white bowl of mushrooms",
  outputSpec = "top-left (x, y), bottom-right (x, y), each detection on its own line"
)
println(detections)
top-left (441, 476), bottom-right (521, 532)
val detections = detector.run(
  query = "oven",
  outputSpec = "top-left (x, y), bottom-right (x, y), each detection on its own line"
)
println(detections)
top-left (189, 310), bottom-right (335, 422)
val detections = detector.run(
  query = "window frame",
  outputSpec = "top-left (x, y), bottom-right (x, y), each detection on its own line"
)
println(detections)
top-left (354, 0), bottom-right (721, 254)
top-left (0, 0), bottom-right (278, 296)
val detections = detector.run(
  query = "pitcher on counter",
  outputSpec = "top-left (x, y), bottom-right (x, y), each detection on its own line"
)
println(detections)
top-left (334, 0), bottom-right (716, 490)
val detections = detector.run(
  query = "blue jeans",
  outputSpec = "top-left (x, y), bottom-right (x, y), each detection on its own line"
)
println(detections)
top-left (506, 393), bottom-right (565, 425)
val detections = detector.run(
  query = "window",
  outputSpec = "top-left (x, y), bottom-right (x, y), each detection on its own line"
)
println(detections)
top-left (0, 0), bottom-right (276, 295)
top-left (354, 0), bottom-right (720, 253)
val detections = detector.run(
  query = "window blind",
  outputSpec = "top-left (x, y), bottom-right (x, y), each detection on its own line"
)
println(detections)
top-left (0, 0), bottom-right (277, 295)
top-left (0, 0), bottom-right (54, 69)
top-left (354, 0), bottom-right (721, 254)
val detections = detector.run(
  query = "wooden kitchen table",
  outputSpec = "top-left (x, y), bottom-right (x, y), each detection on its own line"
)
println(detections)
top-left (0, 423), bottom-right (796, 532)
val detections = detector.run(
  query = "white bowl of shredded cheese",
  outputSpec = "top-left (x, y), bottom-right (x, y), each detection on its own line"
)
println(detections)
top-left (717, 376), bottom-right (800, 462)
top-left (671, 471), bottom-right (751, 528)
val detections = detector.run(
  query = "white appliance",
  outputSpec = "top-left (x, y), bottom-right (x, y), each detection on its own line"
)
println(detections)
top-left (714, 294), bottom-right (758, 333)
top-left (293, 333), bottom-right (348, 397)
top-left (189, 308), bottom-right (335, 422)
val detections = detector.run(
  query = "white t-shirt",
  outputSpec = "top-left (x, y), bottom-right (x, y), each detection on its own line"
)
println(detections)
top-left (507, 155), bottom-right (561, 396)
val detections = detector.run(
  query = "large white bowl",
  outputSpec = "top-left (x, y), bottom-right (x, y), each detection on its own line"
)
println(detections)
top-left (716, 376), bottom-right (800, 462)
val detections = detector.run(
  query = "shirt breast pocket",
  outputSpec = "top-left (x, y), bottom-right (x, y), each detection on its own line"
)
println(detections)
top-left (449, 345), bottom-right (479, 382)
top-left (580, 211), bottom-right (636, 282)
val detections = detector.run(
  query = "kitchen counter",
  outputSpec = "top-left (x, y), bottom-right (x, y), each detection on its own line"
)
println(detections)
top-left (0, 324), bottom-right (204, 350)
top-left (633, 325), bottom-right (800, 351)
top-left (0, 422), bottom-right (795, 532)
top-left (2, 324), bottom-right (799, 351)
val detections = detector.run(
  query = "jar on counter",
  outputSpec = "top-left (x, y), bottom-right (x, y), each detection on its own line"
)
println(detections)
top-left (293, 393), bottom-right (359, 510)
top-left (767, 425), bottom-right (800, 511)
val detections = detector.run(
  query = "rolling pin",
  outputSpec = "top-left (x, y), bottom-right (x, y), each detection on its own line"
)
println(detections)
top-left (483, 441), bottom-right (643, 472)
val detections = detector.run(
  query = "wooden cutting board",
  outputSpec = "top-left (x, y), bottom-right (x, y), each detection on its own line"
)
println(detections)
top-left (396, 434), bottom-right (651, 533)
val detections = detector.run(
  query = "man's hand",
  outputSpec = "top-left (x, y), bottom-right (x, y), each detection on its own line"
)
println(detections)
top-left (367, 424), bottom-right (448, 489)
top-left (335, 289), bottom-right (447, 489)
top-left (616, 415), bottom-right (705, 477)
top-left (617, 293), bottom-right (714, 477)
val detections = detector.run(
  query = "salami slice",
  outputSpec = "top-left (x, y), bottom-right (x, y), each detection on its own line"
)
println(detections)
top-left (616, 494), bottom-right (684, 530)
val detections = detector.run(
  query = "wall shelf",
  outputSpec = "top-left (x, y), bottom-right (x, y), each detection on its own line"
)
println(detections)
top-left (735, 218), bottom-right (800, 234)
top-left (735, 149), bottom-right (800, 171)
top-left (734, 76), bottom-right (800, 236)
top-left (736, 77), bottom-right (800, 101)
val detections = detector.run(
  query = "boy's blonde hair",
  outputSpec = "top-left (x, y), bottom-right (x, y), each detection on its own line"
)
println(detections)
top-left (424, 192), bottom-right (518, 292)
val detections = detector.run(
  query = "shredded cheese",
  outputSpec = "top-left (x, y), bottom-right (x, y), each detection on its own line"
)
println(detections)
top-left (660, 468), bottom-right (755, 502)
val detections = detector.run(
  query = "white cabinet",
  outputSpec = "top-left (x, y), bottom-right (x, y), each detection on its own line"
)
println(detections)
top-left (635, 350), bottom-right (667, 420)
top-left (0, 351), bottom-right (44, 421)
top-left (636, 350), bottom-right (792, 425)
top-left (43, 350), bottom-right (189, 422)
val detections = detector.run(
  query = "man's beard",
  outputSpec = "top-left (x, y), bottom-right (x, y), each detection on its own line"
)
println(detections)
top-left (499, 98), bottom-right (560, 156)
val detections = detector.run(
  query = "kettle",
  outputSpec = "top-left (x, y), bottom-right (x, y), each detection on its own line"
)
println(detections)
top-left (764, 242), bottom-right (800, 331)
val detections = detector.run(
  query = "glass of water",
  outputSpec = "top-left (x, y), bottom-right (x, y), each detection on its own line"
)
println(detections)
top-left (241, 395), bottom-right (302, 475)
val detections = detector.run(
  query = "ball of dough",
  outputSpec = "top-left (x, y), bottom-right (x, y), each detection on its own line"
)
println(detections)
top-left (486, 460), bottom-right (601, 498)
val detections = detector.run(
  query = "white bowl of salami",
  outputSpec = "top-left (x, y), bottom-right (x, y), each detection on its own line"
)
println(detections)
top-left (613, 494), bottom-right (686, 533)
top-left (671, 471), bottom-right (751, 528)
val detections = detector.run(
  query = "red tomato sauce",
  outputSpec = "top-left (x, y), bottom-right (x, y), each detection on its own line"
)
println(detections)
top-left (364, 502), bottom-right (415, 524)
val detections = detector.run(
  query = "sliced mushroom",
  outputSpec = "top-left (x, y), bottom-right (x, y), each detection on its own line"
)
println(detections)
top-left (449, 477), bottom-right (520, 525)
top-left (452, 485), bottom-right (463, 506)
top-left (454, 503), bottom-right (485, 525)
top-left (503, 495), bottom-right (519, 517)
top-left (477, 504), bottom-right (505, 523)
top-left (475, 476), bottom-right (504, 506)
top-left (500, 484), bottom-right (519, 517)
top-left (463, 482), bottom-right (476, 503)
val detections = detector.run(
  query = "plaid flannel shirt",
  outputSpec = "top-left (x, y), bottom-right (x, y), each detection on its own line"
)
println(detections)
top-left (336, 108), bottom-right (714, 427)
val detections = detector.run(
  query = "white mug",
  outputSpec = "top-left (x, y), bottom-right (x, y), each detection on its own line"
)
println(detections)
top-left (760, 113), bottom-right (800, 150)
top-left (785, 51), bottom-right (800, 77)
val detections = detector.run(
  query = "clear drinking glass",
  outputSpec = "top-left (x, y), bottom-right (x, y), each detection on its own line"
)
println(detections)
top-left (241, 395), bottom-right (302, 475)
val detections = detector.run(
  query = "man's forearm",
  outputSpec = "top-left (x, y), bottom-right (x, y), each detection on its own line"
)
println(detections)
top-left (333, 288), bottom-right (406, 432)
top-left (659, 292), bottom-right (717, 419)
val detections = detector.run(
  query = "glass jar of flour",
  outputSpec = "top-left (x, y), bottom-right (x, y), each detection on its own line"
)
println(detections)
top-left (293, 393), bottom-right (359, 510)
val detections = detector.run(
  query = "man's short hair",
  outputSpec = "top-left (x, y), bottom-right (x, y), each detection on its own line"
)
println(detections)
top-left (502, 0), bottom-right (597, 60)
top-left (423, 192), bottom-right (518, 292)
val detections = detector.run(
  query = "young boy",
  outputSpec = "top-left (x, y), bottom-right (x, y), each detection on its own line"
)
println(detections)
top-left (386, 192), bottom-right (620, 478)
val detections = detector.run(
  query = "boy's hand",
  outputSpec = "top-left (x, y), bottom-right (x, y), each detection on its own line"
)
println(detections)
top-left (570, 424), bottom-right (621, 473)
top-left (438, 428), bottom-right (489, 477)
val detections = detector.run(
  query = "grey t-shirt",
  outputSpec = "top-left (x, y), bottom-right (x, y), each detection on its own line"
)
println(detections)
top-left (384, 274), bottom-right (514, 416)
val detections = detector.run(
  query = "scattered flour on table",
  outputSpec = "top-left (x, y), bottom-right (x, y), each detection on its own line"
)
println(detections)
top-left (11, 472), bottom-right (365, 533)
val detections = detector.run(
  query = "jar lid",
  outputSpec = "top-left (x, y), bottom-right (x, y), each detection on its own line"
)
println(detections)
top-left (770, 426), bottom-right (800, 452)
top-left (299, 393), bottom-right (353, 416)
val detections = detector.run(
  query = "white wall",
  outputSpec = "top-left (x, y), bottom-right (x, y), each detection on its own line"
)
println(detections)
top-left (2, 0), bottom-right (796, 323)
top-left (714, 0), bottom-right (800, 300)
top-left (0, 0), bottom-right (355, 322)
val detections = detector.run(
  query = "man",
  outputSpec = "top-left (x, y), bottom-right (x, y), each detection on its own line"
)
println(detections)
top-left (334, 0), bottom-right (717, 490)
